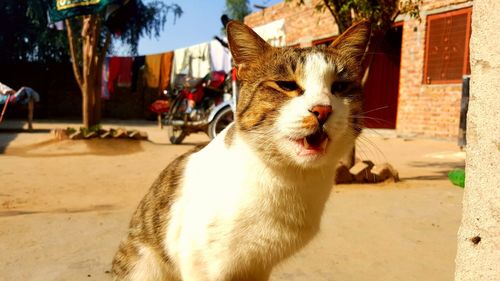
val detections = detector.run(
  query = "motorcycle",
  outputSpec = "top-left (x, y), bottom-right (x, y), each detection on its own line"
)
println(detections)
top-left (163, 70), bottom-right (235, 144)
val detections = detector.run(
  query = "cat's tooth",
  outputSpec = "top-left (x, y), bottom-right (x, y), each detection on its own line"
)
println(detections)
top-left (321, 138), bottom-right (328, 150)
top-left (303, 138), bottom-right (310, 149)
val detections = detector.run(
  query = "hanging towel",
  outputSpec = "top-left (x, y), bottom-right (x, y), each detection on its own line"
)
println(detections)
top-left (188, 42), bottom-right (211, 78)
top-left (172, 47), bottom-right (189, 79)
top-left (0, 84), bottom-right (40, 105)
top-left (0, 82), bottom-right (14, 95)
top-left (13, 87), bottom-right (40, 104)
top-left (209, 39), bottom-right (232, 73)
top-left (159, 52), bottom-right (174, 91)
top-left (117, 57), bottom-right (133, 87)
top-left (172, 42), bottom-right (211, 80)
top-left (108, 57), bottom-right (121, 94)
top-left (131, 56), bottom-right (145, 92)
top-left (145, 54), bottom-right (163, 88)
top-left (101, 57), bottom-right (110, 99)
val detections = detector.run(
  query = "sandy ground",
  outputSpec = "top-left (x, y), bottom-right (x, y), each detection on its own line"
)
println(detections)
top-left (0, 120), bottom-right (465, 281)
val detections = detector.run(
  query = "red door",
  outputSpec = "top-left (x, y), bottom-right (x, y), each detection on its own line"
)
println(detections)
top-left (362, 25), bottom-right (403, 129)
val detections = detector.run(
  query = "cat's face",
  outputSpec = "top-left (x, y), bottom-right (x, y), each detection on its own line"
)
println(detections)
top-left (227, 21), bottom-right (370, 169)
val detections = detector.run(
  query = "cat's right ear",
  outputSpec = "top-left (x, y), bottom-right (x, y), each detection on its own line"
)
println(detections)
top-left (329, 20), bottom-right (371, 61)
top-left (227, 21), bottom-right (271, 78)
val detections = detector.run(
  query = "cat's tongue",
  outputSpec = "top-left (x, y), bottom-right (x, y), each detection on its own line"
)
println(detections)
top-left (298, 130), bottom-right (328, 156)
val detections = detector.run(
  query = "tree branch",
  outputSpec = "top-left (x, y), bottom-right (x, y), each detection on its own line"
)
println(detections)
top-left (88, 15), bottom-right (101, 74)
top-left (82, 16), bottom-right (91, 78)
top-left (324, 0), bottom-right (346, 33)
top-left (65, 19), bottom-right (83, 91)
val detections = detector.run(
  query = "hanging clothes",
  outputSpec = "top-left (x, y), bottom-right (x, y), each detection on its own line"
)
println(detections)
top-left (107, 56), bottom-right (133, 94)
top-left (188, 42), bottom-right (211, 78)
top-left (101, 57), bottom-right (110, 99)
top-left (209, 39), bottom-right (232, 73)
top-left (131, 56), bottom-right (145, 92)
top-left (172, 48), bottom-right (188, 79)
top-left (172, 42), bottom-right (211, 80)
top-left (0, 82), bottom-right (14, 95)
top-left (117, 57), bottom-right (133, 87)
top-left (107, 57), bottom-right (121, 95)
top-left (159, 52), bottom-right (174, 91)
top-left (0, 84), bottom-right (39, 105)
top-left (144, 54), bottom-right (162, 88)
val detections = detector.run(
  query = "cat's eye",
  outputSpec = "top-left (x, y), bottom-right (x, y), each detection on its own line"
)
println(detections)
top-left (331, 81), bottom-right (351, 94)
top-left (276, 81), bottom-right (299, 91)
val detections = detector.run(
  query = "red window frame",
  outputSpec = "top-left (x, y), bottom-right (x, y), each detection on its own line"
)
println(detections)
top-left (423, 7), bottom-right (472, 84)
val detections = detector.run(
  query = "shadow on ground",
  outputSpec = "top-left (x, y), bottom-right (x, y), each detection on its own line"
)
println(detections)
top-left (0, 204), bottom-right (116, 217)
top-left (400, 161), bottom-right (465, 181)
top-left (0, 120), bottom-right (48, 153)
top-left (4, 138), bottom-right (145, 158)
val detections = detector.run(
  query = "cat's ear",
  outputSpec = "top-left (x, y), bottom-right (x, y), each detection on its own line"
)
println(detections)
top-left (329, 20), bottom-right (371, 61)
top-left (227, 21), bottom-right (271, 77)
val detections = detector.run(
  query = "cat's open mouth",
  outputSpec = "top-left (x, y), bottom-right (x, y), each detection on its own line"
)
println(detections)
top-left (295, 128), bottom-right (329, 156)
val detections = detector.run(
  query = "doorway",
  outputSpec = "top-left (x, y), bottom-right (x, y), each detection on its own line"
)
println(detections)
top-left (362, 25), bottom-right (403, 129)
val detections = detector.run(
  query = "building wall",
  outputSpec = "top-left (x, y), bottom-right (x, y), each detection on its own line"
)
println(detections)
top-left (244, 0), bottom-right (474, 139)
top-left (397, 0), bottom-right (473, 139)
top-left (245, 1), bottom-right (338, 47)
top-left (455, 0), bottom-right (500, 279)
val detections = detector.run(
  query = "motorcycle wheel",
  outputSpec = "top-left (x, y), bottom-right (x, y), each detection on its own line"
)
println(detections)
top-left (208, 106), bottom-right (234, 140)
top-left (168, 125), bottom-right (187, 144)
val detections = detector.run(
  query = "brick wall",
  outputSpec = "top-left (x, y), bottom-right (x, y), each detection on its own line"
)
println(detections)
top-left (244, 0), bottom-right (473, 139)
top-left (245, 1), bottom-right (338, 47)
top-left (397, 0), bottom-right (473, 139)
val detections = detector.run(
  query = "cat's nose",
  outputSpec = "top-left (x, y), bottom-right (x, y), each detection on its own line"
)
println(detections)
top-left (309, 105), bottom-right (332, 125)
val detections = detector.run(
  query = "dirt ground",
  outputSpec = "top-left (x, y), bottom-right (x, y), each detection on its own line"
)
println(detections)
top-left (0, 120), bottom-right (465, 281)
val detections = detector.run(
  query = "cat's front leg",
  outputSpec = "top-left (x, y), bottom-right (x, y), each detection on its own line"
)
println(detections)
top-left (112, 242), bottom-right (175, 281)
top-left (178, 255), bottom-right (272, 281)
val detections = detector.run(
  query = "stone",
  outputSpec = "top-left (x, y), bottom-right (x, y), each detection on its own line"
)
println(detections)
top-left (83, 131), bottom-right (97, 139)
top-left (112, 128), bottom-right (128, 139)
top-left (371, 163), bottom-right (399, 182)
top-left (335, 163), bottom-right (353, 184)
top-left (69, 131), bottom-right (83, 140)
top-left (52, 129), bottom-right (69, 140)
top-left (128, 130), bottom-right (148, 140)
top-left (99, 131), bottom-right (112, 139)
top-left (349, 160), bottom-right (374, 183)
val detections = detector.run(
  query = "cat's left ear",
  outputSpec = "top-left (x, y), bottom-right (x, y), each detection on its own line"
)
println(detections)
top-left (227, 21), bottom-right (271, 78)
top-left (329, 20), bottom-right (371, 61)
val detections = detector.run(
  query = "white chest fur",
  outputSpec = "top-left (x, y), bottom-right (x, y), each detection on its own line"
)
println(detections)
top-left (165, 128), bottom-right (337, 279)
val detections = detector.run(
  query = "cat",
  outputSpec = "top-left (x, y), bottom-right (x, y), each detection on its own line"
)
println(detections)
top-left (112, 20), bottom-right (370, 281)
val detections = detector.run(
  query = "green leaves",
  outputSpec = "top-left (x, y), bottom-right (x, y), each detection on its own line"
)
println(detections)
top-left (289, 0), bottom-right (422, 33)
top-left (0, 1), bottom-right (69, 63)
top-left (1, 1), bottom-right (183, 62)
top-left (224, 0), bottom-right (251, 22)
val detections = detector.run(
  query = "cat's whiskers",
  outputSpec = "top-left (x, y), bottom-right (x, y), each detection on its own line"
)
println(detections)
top-left (351, 105), bottom-right (389, 117)
top-left (340, 121), bottom-right (387, 164)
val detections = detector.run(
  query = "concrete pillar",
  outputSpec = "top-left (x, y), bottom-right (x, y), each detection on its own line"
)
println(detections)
top-left (454, 0), bottom-right (500, 280)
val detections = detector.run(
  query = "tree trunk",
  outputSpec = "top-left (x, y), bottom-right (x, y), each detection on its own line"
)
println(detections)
top-left (82, 73), bottom-right (99, 128)
top-left (66, 15), bottom-right (106, 129)
top-left (82, 83), bottom-right (93, 128)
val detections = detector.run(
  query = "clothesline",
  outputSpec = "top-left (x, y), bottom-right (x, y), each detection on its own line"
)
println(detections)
top-left (102, 39), bottom-right (232, 100)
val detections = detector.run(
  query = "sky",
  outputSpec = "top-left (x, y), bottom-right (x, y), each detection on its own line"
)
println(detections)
top-left (111, 0), bottom-right (282, 56)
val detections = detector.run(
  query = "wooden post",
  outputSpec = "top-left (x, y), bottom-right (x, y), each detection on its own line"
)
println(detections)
top-left (27, 100), bottom-right (34, 131)
top-left (158, 114), bottom-right (163, 129)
